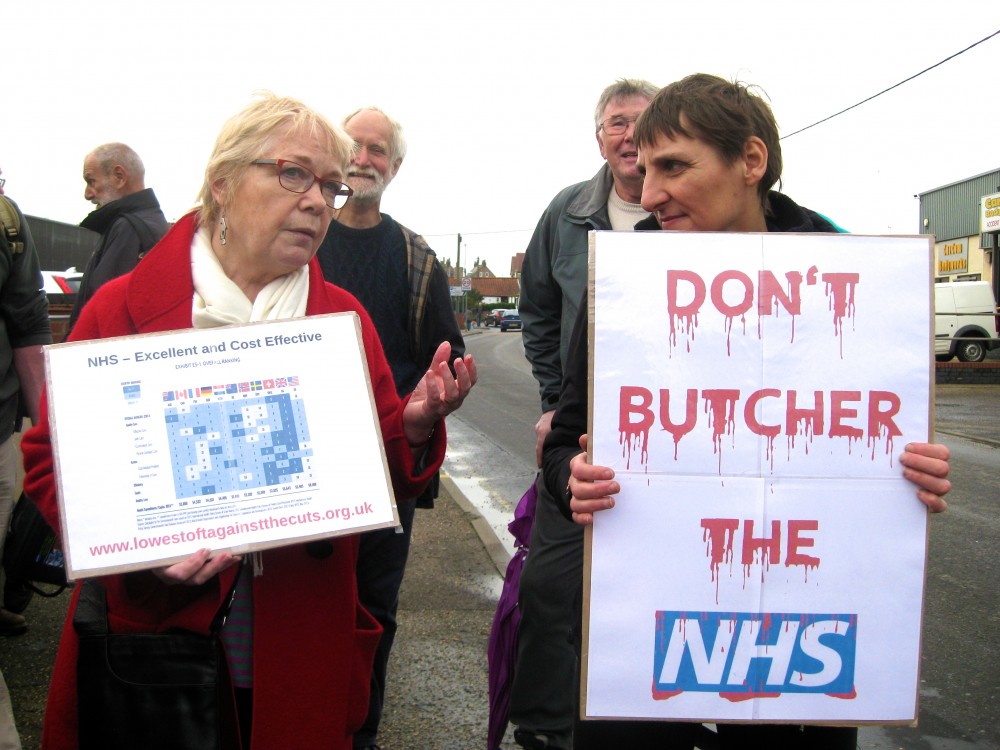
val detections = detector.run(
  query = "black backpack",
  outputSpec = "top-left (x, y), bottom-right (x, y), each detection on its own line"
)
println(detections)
top-left (3, 492), bottom-right (67, 597)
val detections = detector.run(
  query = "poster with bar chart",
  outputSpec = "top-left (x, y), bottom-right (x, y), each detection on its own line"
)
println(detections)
top-left (44, 313), bottom-right (398, 579)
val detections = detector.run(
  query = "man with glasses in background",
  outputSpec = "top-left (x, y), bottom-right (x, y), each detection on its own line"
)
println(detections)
top-left (513, 79), bottom-right (696, 749)
top-left (315, 107), bottom-right (464, 750)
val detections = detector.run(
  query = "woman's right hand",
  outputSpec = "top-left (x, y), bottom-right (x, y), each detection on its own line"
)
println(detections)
top-left (567, 434), bottom-right (621, 526)
top-left (152, 548), bottom-right (241, 586)
top-left (402, 341), bottom-right (477, 445)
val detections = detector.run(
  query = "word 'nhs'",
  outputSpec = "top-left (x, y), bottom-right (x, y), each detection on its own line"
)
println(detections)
top-left (652, 611), bottom-right (856, 700)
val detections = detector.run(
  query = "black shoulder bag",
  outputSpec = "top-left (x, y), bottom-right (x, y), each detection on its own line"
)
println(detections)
top-left (122, 213), bottom-right (162, 260)
top-left (2, 492), bottom-right (67, 597)
top-left (73, 570), bottom-right (242, 750)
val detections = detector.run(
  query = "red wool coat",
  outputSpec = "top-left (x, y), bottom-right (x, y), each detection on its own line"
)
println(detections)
top-left (21, 212), bottom-right (446, 750)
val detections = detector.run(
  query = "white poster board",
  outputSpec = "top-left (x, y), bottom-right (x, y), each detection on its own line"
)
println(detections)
top-left (585, 231), bottom-right (933, 724)
top-left (45, 313), bottom-right (398, 579)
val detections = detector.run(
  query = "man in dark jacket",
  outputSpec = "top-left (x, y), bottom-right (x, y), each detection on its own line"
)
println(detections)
top-left (315, 106), bottom-right (465, 750)
top-left (513, 79), bottom-right (679, 750)
top-left (0, 167), bottom-right (51, 747)
top-left (70, 143), bottom-right (169, 330)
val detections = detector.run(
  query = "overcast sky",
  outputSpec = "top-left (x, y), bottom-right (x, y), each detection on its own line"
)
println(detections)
top-left (5, 1), bottom-right (999, 275)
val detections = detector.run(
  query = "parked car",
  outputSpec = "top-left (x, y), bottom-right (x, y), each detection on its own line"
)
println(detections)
top-left (500, 313), bottom-right (522, 332)
top-left (40, 268), bottom-right (83, 306)
top-left (486, 308), bottom-right (516, 327)
top-left (934, 281), bottom-right (1000, 362)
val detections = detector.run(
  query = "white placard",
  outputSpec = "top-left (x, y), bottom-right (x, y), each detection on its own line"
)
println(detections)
top-left (45, 313), bottom-right (398, 579)
top-left (585, 231), bottom-right (933, 724)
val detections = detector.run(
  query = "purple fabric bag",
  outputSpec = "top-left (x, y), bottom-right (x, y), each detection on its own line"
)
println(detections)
top-left (487, 477), bottom-right (538, 750)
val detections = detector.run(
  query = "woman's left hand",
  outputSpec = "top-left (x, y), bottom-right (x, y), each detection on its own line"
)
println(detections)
top-left (403, 341), bottom-right (477, 445)
top-left (899, 442), bottom-right (951, 513)
top-left (568, 435), bottom-right (620, 526)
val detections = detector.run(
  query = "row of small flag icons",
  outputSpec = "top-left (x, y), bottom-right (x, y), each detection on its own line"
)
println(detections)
top-left (163, 376), bottom-right (300, 401)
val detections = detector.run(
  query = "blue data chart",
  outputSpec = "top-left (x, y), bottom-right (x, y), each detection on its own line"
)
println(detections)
top-left (163, 382), bottom-right (313, 500)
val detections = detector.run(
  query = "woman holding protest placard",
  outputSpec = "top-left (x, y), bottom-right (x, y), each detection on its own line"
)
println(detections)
top-left (21, 93), bottom-right (475, 750)
top-left (556, 74), bottom-right (950, 519)
top-left (547, 74), bottom-right (950, 750)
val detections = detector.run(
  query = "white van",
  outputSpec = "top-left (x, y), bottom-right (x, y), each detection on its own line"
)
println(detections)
top-left (934, 281), bottom-right (1000, 362)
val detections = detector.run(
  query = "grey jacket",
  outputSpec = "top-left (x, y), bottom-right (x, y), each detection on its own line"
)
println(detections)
top-left (519, 164), bottom-right (614, 412)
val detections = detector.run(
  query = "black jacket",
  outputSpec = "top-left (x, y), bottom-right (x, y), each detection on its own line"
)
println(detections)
top-left (0, 197), bottom-right (52, 442)
top-left (70, 188), bottom-right (169, 330)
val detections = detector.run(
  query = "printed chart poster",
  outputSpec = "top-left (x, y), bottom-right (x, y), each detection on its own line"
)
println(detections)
top-left (45, 314), bottom-right (399, 579)
top-left (585, 231), bottom-right (933, 725)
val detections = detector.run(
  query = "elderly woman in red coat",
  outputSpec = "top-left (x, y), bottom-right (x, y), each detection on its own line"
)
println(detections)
top-left (21, 93), bottom-right (476, 750)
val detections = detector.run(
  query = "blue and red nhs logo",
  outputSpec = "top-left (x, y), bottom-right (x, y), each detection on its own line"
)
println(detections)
top-left (652, 612), bottom-right (857, 700)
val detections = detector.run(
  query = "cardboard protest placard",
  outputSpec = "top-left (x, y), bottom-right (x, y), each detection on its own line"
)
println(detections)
top-left (44, 313), bottom-right (398, 579)
top-left (584, 231), bottom-right (933, 724)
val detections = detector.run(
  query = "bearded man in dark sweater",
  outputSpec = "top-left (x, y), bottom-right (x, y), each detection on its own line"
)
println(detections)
top-left (316, 106), bottom-right (465, 750)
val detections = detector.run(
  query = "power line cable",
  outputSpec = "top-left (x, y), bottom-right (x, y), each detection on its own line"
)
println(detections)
top-left (429, 32), bottom-right (1000, 240)
top-left (782, 28), bottom-right (1000, 140)
top-left (422, 228), bottom-right (533, 239)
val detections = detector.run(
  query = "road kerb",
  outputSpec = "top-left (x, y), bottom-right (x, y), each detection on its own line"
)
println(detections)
top-left (439, 471), bottom-right (510, 578)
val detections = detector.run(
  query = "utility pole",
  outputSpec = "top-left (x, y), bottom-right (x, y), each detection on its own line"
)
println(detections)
top-left (455, 233), bottom-right (464, 324)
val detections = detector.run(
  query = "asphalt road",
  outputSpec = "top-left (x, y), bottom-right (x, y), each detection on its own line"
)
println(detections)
top-left (450, 329), bottom-right (1000, 750)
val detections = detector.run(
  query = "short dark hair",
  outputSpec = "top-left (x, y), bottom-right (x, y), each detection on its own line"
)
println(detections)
top-left (634, 74), bottom-right (782, 206)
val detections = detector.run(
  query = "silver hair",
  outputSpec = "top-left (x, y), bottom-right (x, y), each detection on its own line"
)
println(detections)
top-left (594, 79), bottom-right (660, 129)
top-left (343, 106), bottom-right (408, 163)
top-left (196, 91), bottom-right (354, 230)
top-left (88, 142), bottom-right (145, 180)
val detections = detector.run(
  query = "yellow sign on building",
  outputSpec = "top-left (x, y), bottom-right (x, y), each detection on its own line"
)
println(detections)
top-left (938, 239), bottom-right (968, 275)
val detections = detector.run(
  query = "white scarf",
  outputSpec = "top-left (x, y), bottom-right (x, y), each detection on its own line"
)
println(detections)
top-left (190, 227), bottom-right (309, 328)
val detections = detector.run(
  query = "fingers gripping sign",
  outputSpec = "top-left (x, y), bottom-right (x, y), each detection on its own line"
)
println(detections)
top-left (568, 434), bottom-right (621, 526)
top-left (899, 442), bottom-right (952, 513)
top-left (153, 548), bottom-right (242, 586)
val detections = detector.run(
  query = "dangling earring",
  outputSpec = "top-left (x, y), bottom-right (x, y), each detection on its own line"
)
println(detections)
top-left (220, 216), bottom-right (228, 246)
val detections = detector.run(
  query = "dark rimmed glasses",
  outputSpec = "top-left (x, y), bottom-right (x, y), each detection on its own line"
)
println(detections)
top-left (599, 115), bottom-right (641, 136)
top-left (251, 159), bottom-right (353, 209)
